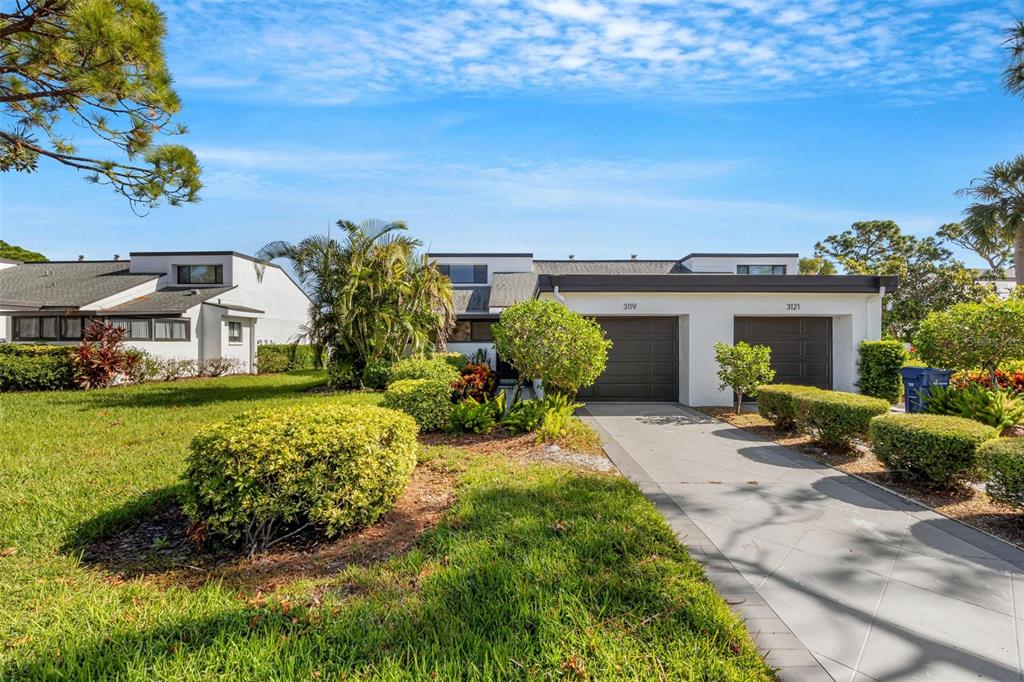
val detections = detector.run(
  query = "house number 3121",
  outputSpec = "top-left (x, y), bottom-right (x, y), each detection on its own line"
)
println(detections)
top-left (786, 303), bottom-right (800, 311)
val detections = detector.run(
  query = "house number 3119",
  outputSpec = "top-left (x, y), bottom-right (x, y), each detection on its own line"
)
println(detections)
top-left (786, 303), bottom-right (801, 311)
top-left (623, 302), bottom-right (638, 310)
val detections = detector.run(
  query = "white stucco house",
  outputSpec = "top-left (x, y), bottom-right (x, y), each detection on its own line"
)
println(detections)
top-left (434, 251), bottom-right (895, 407)
top-left (0, 251), bottom-right (310, 373)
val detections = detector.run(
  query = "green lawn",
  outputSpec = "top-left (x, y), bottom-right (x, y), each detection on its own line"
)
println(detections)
top-left (0, 372), bottom-right (771, 680)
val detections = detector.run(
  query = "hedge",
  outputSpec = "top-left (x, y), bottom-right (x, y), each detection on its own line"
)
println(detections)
top-left (256, 344), bottom-right (321, 374)
top-left (0, 344), bottom-right (76, 391)
top-left (181, 403), bottom-right (418, 552)
top-left (869, 413), bottom-right (996, 486)
top-left (978, 438), bottom-right (1024, 507)
top-left (793, 390), bottom-right (891, 447)
top-left (756, 384), bottom-right (822, 429)
top-left (387, 356), bottom-right (461, 386)
top-left (858, 340), bottom-right (907, 404)
top-left (381, 379), bottom-right (455, 431)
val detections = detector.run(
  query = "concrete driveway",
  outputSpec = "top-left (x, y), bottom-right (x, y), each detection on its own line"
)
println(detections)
top-left (583, 403), bottom-right (1024, 682)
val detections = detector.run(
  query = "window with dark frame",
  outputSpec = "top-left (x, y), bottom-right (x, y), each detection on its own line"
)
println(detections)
top-left (176, 264), bottom-right (224, 285)
top-left (13, 316), bottom-right (86, 341)
top-left (436, 263), bottom-right (487, 284)
top-left (228, 321), bottom-right (242, 343)
top-left (737, 264), bottom-right (787, 275)
top-left (154, 319), bottom-right (189, 341)
top-left (449, 319), bottom-right (494, 342)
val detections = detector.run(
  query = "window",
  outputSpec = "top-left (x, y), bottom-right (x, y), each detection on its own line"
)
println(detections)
top-left (228, 321), bottom-right (242, 343)
top-left (437, 263), bottom-right (487, 284)
top-left (154, 319), bottom-right (189, 341)
top-left (449, 320), bottom-right (493, 342)
top-left (13, 317), bottom-right (40, 340)
top-left (40, 317), bottom-right (58, 339)
top-left (62, 317), bottom-right (83, 340)
top-left (109, 318), bottom-right (151, 340)
top-left (737, 264), bottom-right (786, 275)
top-left (177, 264), bottom-right (223, 285)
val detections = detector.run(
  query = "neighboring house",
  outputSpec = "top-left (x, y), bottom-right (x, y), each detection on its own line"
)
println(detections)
top-left (0, 251), bottom-right (310, 373)
top-left (434, 251), bottom-right (895, 407)
top-left (974, 267), bottom-right (1017, 298)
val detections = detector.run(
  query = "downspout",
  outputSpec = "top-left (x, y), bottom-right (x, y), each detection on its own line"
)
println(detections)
top-left (552, 277), bottom-right (566, 303)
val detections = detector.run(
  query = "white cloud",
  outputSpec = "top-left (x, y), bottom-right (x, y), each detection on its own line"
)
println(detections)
top-left (161, 0), bottom-right (1018, 104)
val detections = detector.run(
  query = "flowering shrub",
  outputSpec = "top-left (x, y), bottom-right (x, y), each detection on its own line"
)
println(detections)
top-left (71, 321), bottom-right (140, 389)
top-left (952, 369), bottom-right (1024, 394)
top-left (452, 362), bottom-right (497, 402)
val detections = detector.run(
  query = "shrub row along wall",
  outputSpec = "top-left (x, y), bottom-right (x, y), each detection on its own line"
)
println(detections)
top-left (756, 384), bottom-right (890, 447)
top-left (256, 344), bottom-right (322, 374)
top-left (0, 344), bottom-right (76, 391)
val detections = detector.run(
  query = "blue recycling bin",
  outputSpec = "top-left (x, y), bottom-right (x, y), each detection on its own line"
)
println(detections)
top-left (901, 367), bottom-right (952, 413)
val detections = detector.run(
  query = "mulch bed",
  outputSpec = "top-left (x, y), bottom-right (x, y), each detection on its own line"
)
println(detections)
top-left (696, 406), bottom-right (1024, 549)
top-left (81, 462), bottom-right (457, 593)
top-left (80, 433), bottom-right (614, 593)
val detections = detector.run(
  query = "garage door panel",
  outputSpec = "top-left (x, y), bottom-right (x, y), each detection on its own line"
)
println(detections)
top-left (580, 317), bottom-right (679, 402)
top-left (735, 317), bottom-right (832, 390)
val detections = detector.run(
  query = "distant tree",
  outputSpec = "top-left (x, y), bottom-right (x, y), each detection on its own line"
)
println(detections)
top-left (0, 239), bottom-right (45, 262)
top-left (0, 0), bottom-right (200, 210)
top-left (797, 256), bottom-right (836, 275)
top-left (956, 156), bottom-right (1024, 286)
top-left (815, 220), bottom-right (991, 341)
top-left (915, 299), bottom-right (1024, 386)
top-left (937, 218), bottom-right (1013, 276)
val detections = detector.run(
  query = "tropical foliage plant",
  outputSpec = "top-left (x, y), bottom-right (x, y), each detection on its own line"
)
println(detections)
top-left (257, 220), bottom-right (455, 387)
top-left (452, 362), bottom-right (498, 402)
top-left (922, 384), bottom-right (1024, 431)
top-left (71, 321), bottom-right (140, 389)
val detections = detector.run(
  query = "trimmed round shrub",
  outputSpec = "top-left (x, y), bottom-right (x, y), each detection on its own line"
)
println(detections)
top-left (387, 356), bottom-right (461, 385)
top-left (979, 438), bottom-right (1024, 507)
top-left (256, 344), bottom-right (321, 374)
top-left (869, 413), bottom-right (996, 486)
top-left (857, 340), bottom-right (907, 404)
top-left (794, 390), bottom-right (890, 447)
top-left (181, 403), bottom-right (419, 552)
top-left (756, 384), bottom-right (821, 429)
top-left (381, 378), bottom-right (455, 431)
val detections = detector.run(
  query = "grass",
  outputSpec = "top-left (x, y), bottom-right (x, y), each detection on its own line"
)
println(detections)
top-left (0, 372), bottom-right (771, 680)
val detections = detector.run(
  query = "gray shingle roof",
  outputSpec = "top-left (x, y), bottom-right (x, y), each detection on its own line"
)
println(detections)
top-left (104, 286), bottom-right (236, 314)
top-left (0, 262), bottom-right (159, 309)
top-left (452, 286), bottom-right (491, 314)
top-left (490, 272), bottom-right (539, 308)
top-left (534, 260), bottom-right (688, 275)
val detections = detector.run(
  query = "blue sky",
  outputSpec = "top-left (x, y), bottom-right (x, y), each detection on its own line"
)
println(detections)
top-left (3, 0), bottom-right (1024, 264)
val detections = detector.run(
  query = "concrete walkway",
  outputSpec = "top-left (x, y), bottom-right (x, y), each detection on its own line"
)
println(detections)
top-left (584, 403), bottom-right (1024, 682)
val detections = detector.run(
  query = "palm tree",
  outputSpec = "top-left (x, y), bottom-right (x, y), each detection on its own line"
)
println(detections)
top-left (956, 155), bottom-right (1024, 286)
top-left (1004, 20), bottom-right (1024, 96)
top-left (257, 219), bottom-right (454, 383)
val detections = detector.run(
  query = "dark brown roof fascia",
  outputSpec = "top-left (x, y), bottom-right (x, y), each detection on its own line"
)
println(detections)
top-left (538, 274), bottom-right (898, 294)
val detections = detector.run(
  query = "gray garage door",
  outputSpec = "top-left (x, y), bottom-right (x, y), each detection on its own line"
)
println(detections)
top-left (734, 317), bottom-right (832, 389)
top-left (578, 317), bottom-right (679, 402)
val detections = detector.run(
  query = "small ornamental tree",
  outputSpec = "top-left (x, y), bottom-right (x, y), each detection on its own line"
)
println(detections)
top-left (714, 341), bottom-right (775, 413)
top-left (492, 300), bottom-right (611, 398)
top-left (72, 321), bottom-right (140, 389)
top-left (914, 299), bottom-right (1024, 386)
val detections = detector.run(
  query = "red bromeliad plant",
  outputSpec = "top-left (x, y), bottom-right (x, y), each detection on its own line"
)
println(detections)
top-left (452, 363), bottom-right (498, 402)
top-left (72, 321), bottom-right (140, 389)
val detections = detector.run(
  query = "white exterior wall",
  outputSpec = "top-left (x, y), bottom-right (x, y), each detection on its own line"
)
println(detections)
top-left (121, 304), bottom-right (202, 362)
top-left (682, 255), bottom-right (800, 274)
top-left (220, 315), bottom-right (256, 372)
top-left (541, 290), bottom-right (883, 406)
top-left (226, 256), bottom-right (309, 345)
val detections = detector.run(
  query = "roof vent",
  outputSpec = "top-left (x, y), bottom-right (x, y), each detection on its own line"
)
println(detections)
top-left (78, 255), bottom-right (85, 262)
top-left (187, 289), bottom-right (200, 296)
top-left (113, 254), bottom-right (120, 261)
top-left (568, 254), bottom-right (575, 260)
top-left (630, 254), bottom-right (637, 260)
